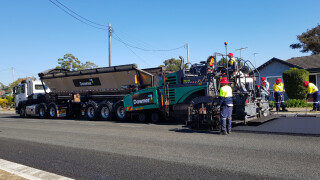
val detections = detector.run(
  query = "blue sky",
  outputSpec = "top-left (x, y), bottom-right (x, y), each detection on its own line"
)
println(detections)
top-left (0, 0), bottom-right (319, 86)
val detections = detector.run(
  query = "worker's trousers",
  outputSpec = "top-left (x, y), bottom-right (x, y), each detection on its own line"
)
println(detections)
top-left (274, 91), bottom-right (285, 111)
top-left (311, 91), bottom-right (320, 110)
top-left (220, 105), bottom-right (233, 132)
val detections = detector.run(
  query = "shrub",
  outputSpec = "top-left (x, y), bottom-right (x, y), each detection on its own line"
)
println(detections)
top-left (269, 100), bottom-right (275, 107)
top-left (284, 99), bottom-right (313, 107)
top-left (0, 98), bottom-right (8, 108)
top-left (5, 96), bottom-right (14, 107)
top-left (283, 68), bottom-right (309, 99)
top-left (269, 99), bottom-right (312, 108)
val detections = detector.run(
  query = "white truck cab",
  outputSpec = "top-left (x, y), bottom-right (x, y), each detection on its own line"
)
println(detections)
top-left (13, 78), bottom-right (50, 116)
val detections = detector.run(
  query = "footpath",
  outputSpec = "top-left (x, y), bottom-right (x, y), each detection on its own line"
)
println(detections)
top-left (0, 108), bottom-right (15, 115)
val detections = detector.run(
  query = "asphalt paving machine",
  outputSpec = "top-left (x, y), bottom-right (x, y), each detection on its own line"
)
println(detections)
top-left (123, 52), bottom-right (270, 129)
top-left (186, 53), bottom-right (270, 130)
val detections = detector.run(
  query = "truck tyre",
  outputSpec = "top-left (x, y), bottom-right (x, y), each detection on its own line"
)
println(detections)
top-left (19, 106), bottom-right (26, 118)
top-left (86, 101), bottom-right (99, 121)
top-left (151, 111), bottom-right (161, 123)
top-left (138, 112), bottom-right (149, 123)
top-left (99, 102), bottom-right (113, 121)
top-left (114, 102), bottom-right (127, 121)
top-left (48, 104), bottom-right (57, 119)
top-left (39, 104), bottom-right (47, 119)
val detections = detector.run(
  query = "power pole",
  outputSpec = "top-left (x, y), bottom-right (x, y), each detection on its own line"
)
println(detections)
top-left (186, 43), bottom-right (189, 64)
top-left (235, 47), bottom-right (248, 59)
top-left (12, 67), bottom-right (14, 82)
top-left (108, 23), bottom-right (112, 67)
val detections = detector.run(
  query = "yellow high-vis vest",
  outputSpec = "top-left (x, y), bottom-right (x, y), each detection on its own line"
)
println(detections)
top-left (273, 83), bottom-right (284, 92)
top-left (219, 85), bottom-right (233, 97)
top-left (307, 83), bottom-right (318, 94)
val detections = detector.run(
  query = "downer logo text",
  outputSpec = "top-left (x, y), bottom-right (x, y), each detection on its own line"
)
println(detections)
top-left (73, 78), bottom-right (101, 87)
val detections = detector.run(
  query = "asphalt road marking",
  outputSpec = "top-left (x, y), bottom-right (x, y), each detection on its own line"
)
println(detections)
top-left (0, 159), bottom-right (74, 180)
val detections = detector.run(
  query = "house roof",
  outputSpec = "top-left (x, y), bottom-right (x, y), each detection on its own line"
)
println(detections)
top-left (256, 57), bottom-right (302, 71)
top-left (286, 54), bottom-right (320, 69)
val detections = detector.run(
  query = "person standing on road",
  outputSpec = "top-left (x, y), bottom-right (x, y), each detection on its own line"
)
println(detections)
top-left (217, 77), bottom-right (233, 135)
top-left (261, 77), bottom-right (270, 101)
top-left (303, 81), bottom-right (320, 111)
top-left (273, 78), bottom-right (288, 112)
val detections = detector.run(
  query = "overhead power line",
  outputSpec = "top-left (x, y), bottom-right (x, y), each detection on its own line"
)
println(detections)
top-left (112, 29), bottom-right (185, 61)
top-left (113, 32), bottom-right (185, 52)
top-left (48, 0), bottom-right (107, 30)
top-left (54, 0), bottom-right (106, 27)
top-left (48, 0), bottom-right (187, 64)
top-left (112, 34), bottom-right (152, 67)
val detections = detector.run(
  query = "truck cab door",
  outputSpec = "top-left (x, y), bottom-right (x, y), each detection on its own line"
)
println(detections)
top-left (14, 84), bottom-right (28, 108)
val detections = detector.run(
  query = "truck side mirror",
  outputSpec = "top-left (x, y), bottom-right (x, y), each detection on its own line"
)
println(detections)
top-left (13, 87), bottom-right (16, 94)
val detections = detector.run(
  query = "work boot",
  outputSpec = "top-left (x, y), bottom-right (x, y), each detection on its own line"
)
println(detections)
top-left (227, 131), bottom-right (231, 134)
top-left (281, 108), bottom-right (288, 112)
top-left (220, 131), bottom-right (227, 135)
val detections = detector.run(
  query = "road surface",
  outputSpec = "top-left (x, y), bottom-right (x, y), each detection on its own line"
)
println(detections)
top-left (0, 115), bottom-right (319, 179)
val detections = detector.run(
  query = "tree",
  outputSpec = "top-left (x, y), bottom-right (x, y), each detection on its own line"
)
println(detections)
top-left (7, 78), bottom-right (27, 93)
top-left (217, 57), bottom-right (228, 66)
top-left (283, 68), bottom-right (309, 99)
top-left (290, 24), bottom-right (320, 55)
top-left (159, 58), bottom-right (183, 72)
top-left (0, 82), bottom-right (5, 90)
top-left (56, 54), bottom-right (98, 71)
top-left (82, 61), bottom-right (99, 70)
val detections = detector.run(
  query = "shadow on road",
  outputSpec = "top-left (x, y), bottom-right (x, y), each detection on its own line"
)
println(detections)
top-left (0, 114), bottom-right (186, 126)
top-left (169, 126), bottom-right (220, 135)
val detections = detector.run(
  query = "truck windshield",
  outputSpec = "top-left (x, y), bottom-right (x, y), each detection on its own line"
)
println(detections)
top-left (35, 85), bottom-right (48, 90)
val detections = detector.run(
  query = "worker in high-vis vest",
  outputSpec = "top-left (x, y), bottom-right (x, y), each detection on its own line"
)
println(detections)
top-left (217, 77), bottom-right (233, 135)
top-left (228, 53), bottom-right (237, 70)
top-left (273, 78), bottom-right (288, 112)
top-left (261, 77), bottom-right (270, 101)
top-left (303, 81), bottom-right (320, 111)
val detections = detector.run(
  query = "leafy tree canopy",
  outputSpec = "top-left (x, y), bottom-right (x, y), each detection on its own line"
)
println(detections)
top-left (56, 54), bottom-right (98, 71)
top-left (290, 24), bottom-right (320, 55)
top-left (7, 78), bottom-right (26, 93)
top-left (159, 58), bottom-right (182, 72)
top-left (0, 82), bottom-right (5, 90)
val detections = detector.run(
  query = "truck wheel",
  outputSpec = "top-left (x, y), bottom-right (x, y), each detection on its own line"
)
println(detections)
top-left (151, 112), bottom-right (161, 123)
top-left (99, 103), bottom-right (112, 121)
top-left (19, 106), bottom-right (26, 118)
top-left (115, 102), bottom-right (126, 121)
top-left (39, 104), bottom-right (47, 119)
top-left (49, 105), bottom-right (57, 119)
top-left (85, 101), bottom-right (98, 121)
top-left (138, 112), bottom-right (148, 123)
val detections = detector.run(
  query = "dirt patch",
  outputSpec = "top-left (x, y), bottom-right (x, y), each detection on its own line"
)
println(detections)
top-left (0, 169), bottom-right (26, 180)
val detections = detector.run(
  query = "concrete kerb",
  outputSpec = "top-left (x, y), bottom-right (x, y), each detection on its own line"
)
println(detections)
top-left (270, 107), bottom-right (320, 117)
top-left (0, 109), bottom-right (15, 115)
